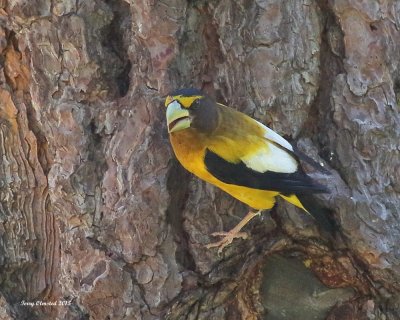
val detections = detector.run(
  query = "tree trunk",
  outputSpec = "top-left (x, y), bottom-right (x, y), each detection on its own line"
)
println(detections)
top-left (0, 0), bottom-right (399, 319)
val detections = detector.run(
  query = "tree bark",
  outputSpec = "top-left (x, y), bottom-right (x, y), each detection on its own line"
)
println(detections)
top-left (0, 0), bottom-right (399, 319)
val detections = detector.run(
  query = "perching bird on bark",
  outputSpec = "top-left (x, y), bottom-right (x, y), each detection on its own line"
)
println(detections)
top-left (165, 88), bottom-right (328, 253)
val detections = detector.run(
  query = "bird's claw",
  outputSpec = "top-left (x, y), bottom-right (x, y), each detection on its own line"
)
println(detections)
top-left (205, 231), bottom-right (248, 254)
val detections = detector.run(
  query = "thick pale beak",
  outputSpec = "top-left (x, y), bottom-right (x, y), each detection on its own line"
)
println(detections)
top-left (166, 100), bottom-right (191, 133)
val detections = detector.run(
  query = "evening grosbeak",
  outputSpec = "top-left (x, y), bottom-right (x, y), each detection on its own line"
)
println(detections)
top-left (165, 88), bottom-right (328, 252)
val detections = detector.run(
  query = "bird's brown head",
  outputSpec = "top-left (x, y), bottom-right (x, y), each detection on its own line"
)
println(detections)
top-left (165, 88), bottom-right (219, 134)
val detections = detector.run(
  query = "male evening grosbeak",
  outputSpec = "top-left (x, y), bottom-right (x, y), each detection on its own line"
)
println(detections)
top-left (165, 88), bottom-right (328, 252)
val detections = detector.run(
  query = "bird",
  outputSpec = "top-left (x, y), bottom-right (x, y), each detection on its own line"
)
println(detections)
top-left (165, 88), bottom-right (328, 253)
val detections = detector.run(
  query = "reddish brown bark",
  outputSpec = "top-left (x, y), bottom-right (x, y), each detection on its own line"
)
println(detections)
top-left (0, 0), bottom-right (399, 319)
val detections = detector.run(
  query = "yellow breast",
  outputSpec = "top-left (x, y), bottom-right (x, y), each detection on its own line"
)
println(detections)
top-left (169, 129), bottom-right (278, 210)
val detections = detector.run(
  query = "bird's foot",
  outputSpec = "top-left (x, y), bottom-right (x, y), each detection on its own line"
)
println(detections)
top-left (205, 231), bottom-right (248, 254)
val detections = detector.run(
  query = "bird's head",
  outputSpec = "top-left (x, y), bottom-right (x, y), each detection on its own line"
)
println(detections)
top-left (165, 88), bottom-right (218, 134)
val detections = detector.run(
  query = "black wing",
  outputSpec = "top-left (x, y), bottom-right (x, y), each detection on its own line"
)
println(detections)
top-left (204, 149), bottom-right (328, 195)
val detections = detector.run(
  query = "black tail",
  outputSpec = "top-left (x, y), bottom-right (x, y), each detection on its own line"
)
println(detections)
top-left (292, 145), bottom-right (331, 175)
top-left (297, 194), bottom-right (337, 235)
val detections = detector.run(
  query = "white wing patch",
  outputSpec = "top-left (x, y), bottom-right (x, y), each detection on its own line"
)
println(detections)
top-left (240, 118), bottom-right (297, 173)
top-left (257, 122), bottom-right (294, 152)
top-left (216, 104), bottom-right (298, 174)
top-left (241, 143), bottom-right (298, 173)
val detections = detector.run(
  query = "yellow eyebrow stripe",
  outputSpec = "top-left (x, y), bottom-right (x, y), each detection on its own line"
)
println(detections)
top-left (165, 95), bottom-right (174, 106)
top-left (173, 95), bottom-right (203, 108)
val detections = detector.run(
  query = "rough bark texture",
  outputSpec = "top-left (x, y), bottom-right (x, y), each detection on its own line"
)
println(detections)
top-left (0, 0), bottom-right (399, 319)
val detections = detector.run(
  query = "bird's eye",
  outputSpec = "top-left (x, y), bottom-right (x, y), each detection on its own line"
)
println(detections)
top-left (191, 99), bottom-right (200, 109)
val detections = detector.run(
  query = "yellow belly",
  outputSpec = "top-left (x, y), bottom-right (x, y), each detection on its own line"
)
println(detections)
top-left (170, 130), bottom-right (279, 210)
